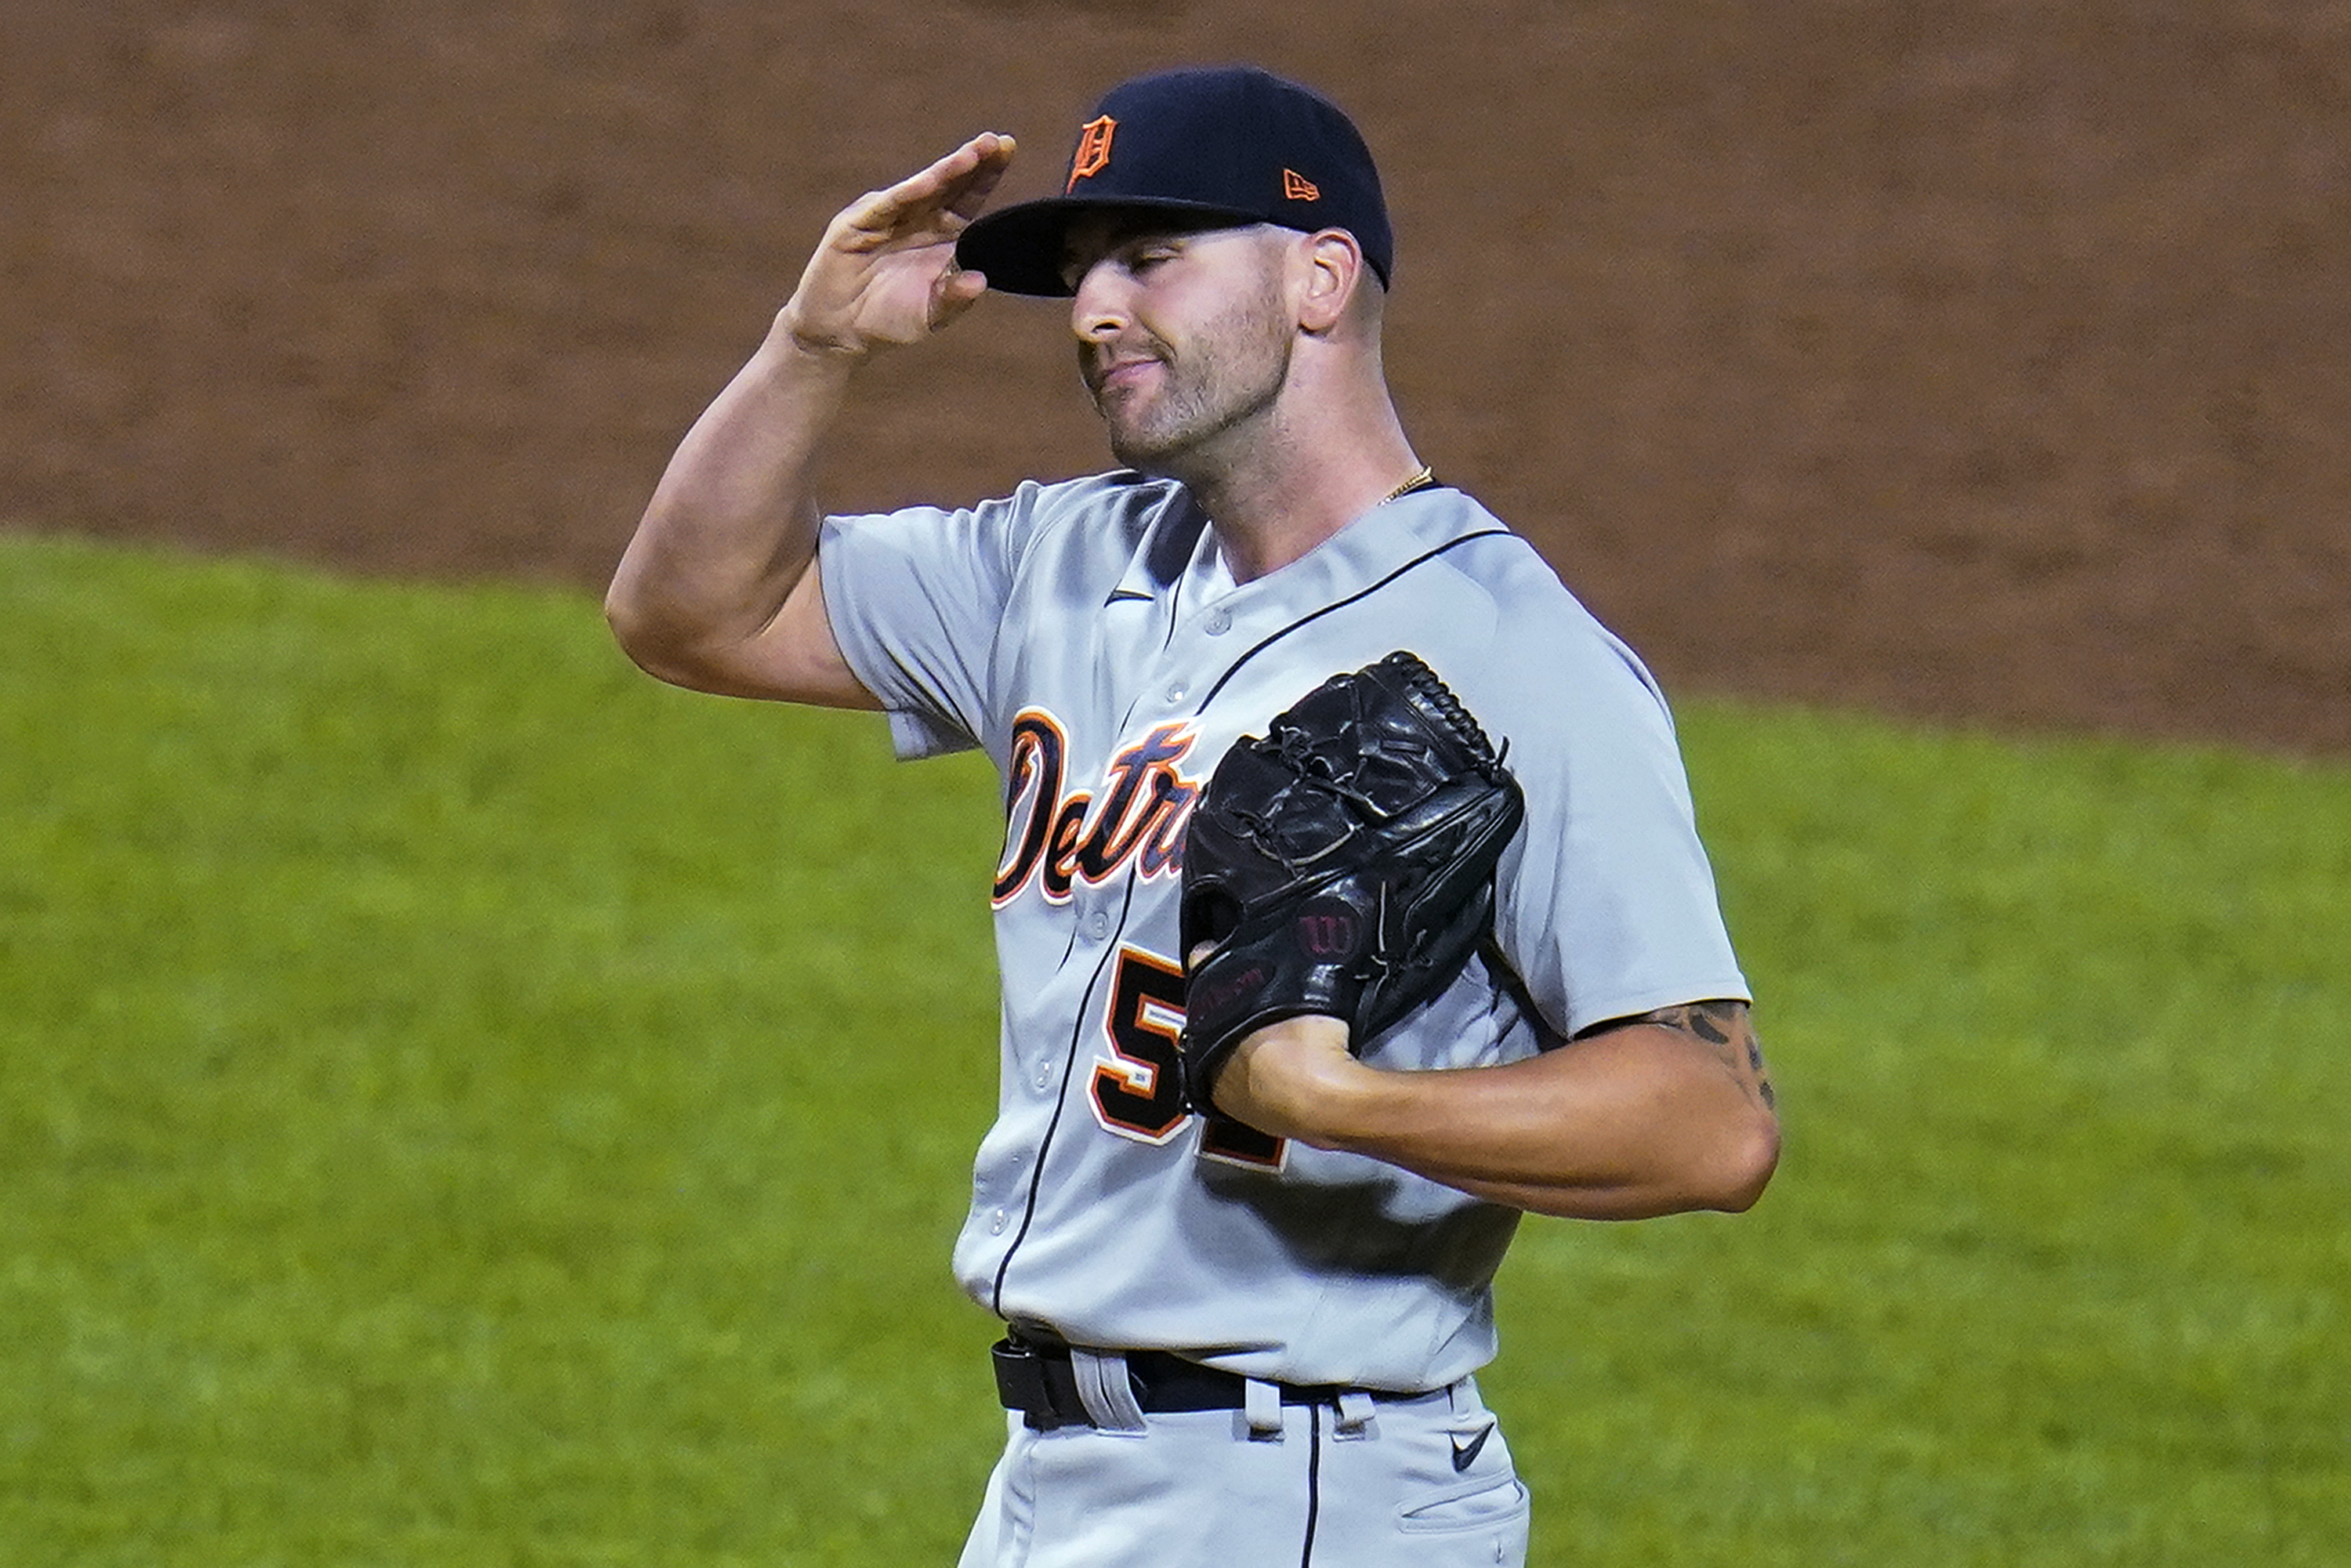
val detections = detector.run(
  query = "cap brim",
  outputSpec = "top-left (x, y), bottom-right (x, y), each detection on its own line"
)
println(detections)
top-left (955, 194), bottom-right (1263, 298)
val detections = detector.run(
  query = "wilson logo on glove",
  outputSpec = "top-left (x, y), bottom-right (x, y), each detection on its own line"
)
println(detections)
top-left (1294, 901), bottom-right (1363, 959)
top-left (1190, 962), bottom-right (1272, 1019)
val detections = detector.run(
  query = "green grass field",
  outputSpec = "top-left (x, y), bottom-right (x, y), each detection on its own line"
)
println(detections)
top-left (4, 534), bottom-right (2344, 1566)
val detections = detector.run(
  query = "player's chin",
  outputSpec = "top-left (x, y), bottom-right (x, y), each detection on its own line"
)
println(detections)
top-left (1091, 380), bottom-right (1157, 433)
top-left (1103, 421), bottom-right (1181, 475)
top-left (1103, 400), bottom-right (1210, 468)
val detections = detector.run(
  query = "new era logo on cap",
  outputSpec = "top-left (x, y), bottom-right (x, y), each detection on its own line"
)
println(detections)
top-left (955, 65), bottom-right (1394, 298)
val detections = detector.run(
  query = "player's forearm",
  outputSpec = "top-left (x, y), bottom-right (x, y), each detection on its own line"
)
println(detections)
top-left (605, 324), bottom-right (860, 688)
top-left (1224, 1019), bottom-right (1780, 1220)
top-left (1367, 1028), bottom-right (1778, 1219)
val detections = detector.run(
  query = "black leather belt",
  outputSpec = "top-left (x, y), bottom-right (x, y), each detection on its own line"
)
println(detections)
top-left (991, 1334), bottom-right (1404, 1431)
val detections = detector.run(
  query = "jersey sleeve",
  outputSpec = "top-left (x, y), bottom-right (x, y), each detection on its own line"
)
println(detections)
top-left (1479, 592), bottom-right (1751, 1041)
top-left (815, 487), bottom-right (1038, 760)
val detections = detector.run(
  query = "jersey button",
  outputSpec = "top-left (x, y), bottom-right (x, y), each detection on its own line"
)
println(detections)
top-left (1204, 608), bottom-right (1232, 636)
top-left (988, 1209), bottom-right (1008, 1236)
top-left (1165, 683), bottom-right (1187, 704)
top-left (1088, 910), bottom-right (1110, 940)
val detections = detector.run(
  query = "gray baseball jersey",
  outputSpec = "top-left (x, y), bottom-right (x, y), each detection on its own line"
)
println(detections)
top-left (819, 472), bottom-right (1748, 1392)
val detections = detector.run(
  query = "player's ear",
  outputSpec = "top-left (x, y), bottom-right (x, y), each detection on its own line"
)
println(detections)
top-left (1295, 230), bottom-right (1364, 335)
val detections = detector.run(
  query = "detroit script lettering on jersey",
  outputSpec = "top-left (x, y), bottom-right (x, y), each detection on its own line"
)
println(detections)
top-left (992, 711), bottom-right (1204, 907)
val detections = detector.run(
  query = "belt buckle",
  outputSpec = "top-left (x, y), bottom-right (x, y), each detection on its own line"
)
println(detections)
top-left (991, 1337), bottom-right (1081, 1430)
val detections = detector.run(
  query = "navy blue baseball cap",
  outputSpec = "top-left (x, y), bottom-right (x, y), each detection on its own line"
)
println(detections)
top-left (955, 65), bottom-right (1394, 298)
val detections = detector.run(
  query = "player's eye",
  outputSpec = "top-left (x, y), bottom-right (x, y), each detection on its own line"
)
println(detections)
top-left (1060, 233), bottom-right (1183, 292)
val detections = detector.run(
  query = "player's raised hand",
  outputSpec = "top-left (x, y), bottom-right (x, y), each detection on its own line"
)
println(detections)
top-left (780, 132), bottom-right (1016, 357)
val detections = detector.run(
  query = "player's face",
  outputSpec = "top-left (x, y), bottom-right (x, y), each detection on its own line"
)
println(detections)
top-left (1063, 219), bottom-right (1298, 479)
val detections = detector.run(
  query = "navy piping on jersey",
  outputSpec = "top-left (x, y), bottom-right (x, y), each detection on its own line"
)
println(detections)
top-left (1300, 1403), bottom-right (1324, 1566)
top-left (989, 867), bottom-right (1147, 1317)
top-left (1196, 528), bottom-right (1515, 709)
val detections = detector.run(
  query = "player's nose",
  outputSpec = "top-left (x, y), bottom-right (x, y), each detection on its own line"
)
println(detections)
top-left (1069, 261), bottom-right (1131, 343)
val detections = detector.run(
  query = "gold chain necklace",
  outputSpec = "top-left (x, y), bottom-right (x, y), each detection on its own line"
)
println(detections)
top-left (1378, 465), bottom-right (1436, 506)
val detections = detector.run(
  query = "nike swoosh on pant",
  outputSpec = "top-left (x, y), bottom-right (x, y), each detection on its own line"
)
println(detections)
top-left (1450, 1422), bottom-right (1496, 1472)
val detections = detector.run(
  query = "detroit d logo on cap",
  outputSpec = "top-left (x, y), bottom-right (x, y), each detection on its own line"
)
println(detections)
top-left (1067, 114), bottom-right (1117, 192)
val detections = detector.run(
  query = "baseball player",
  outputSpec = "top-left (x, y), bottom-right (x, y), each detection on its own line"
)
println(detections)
top-left (607, 64), bottom-right (1779, 1568)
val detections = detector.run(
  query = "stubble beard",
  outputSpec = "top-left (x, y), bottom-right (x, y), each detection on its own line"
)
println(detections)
top-left (1089, 284), bottom-right (1295, 484)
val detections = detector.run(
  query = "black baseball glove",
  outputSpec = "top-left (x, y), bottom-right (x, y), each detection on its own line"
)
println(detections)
top-left (1177, 650), bottom-right (1526, 1114)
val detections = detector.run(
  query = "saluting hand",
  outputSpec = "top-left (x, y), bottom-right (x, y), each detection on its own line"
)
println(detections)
top-left (779, 132), bottom-right (1017, 358)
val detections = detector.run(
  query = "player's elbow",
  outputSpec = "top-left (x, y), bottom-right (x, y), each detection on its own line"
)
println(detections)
top-left (1526, 1105), bottom-right (1780, 1221)
top-left (603, 574), bottom-right (738, 694)
top-left (604, 578), bottom-right (650, 656)
top-left (1697, 1104), bottom-right (1780, 1213)
top-left (603, 583), bottom-right (695, 686)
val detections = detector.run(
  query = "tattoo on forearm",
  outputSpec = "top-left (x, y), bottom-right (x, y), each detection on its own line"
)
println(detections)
top-left (1639, 1000), bottom-right (1777, 1111)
